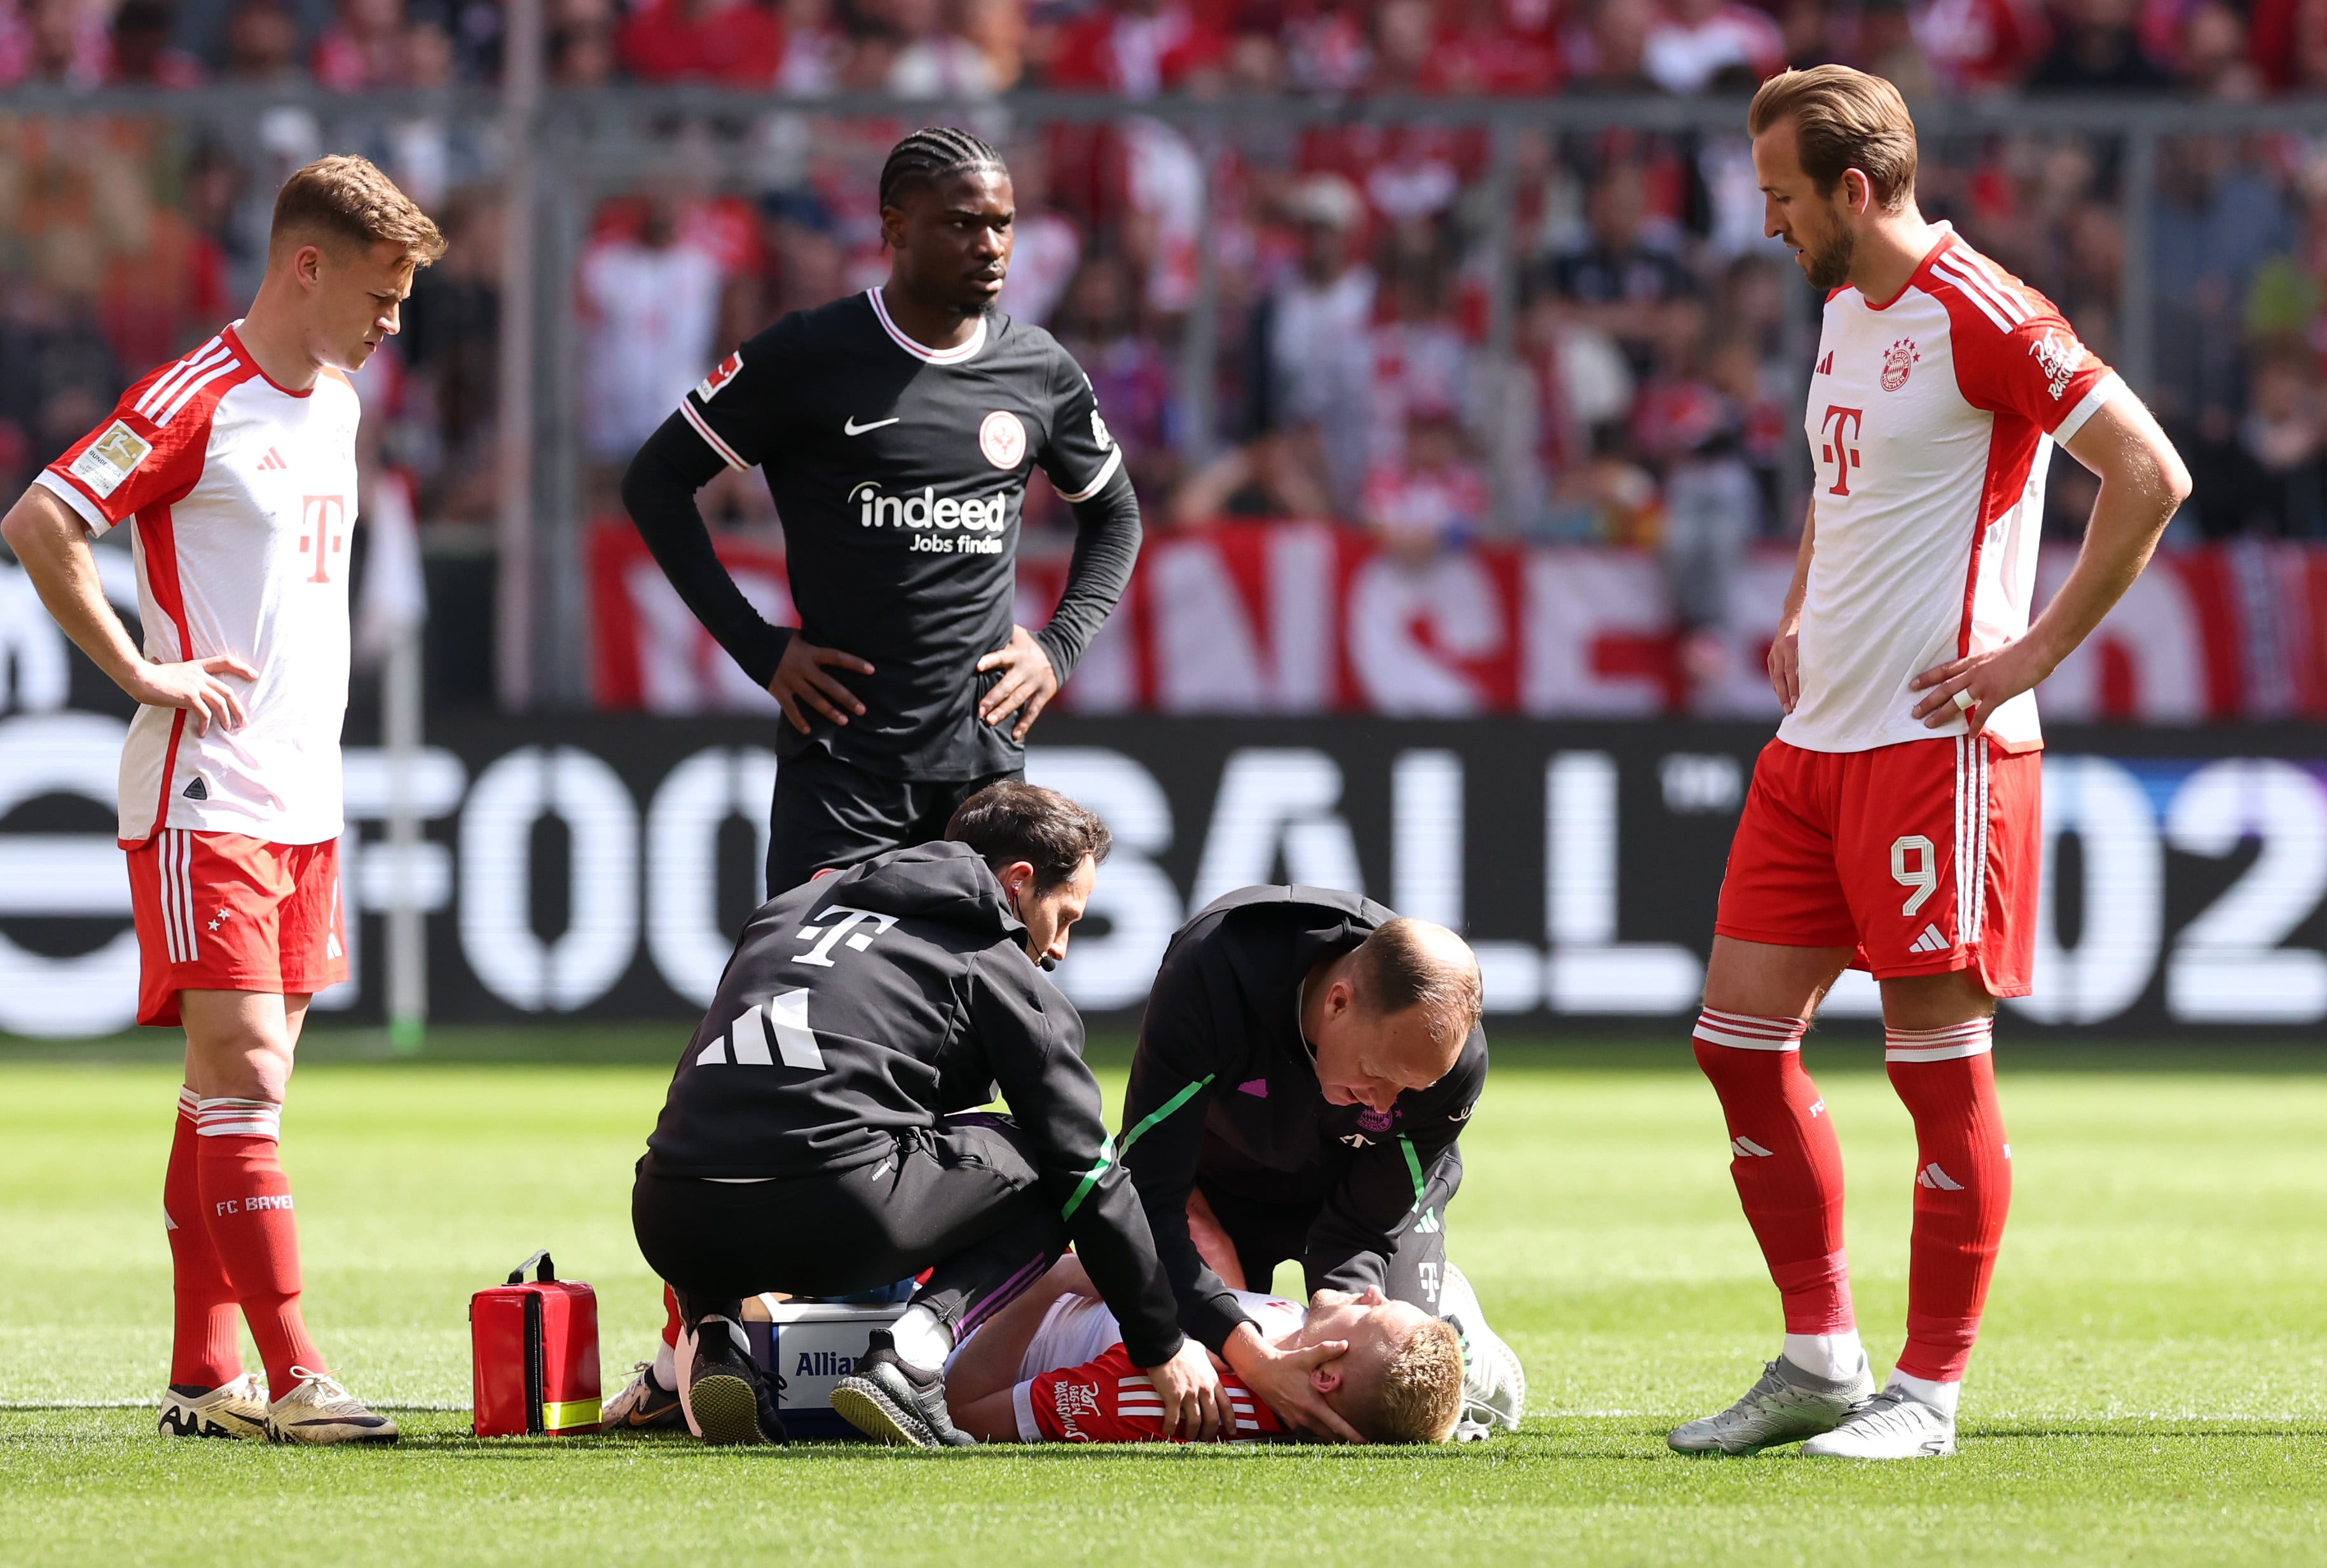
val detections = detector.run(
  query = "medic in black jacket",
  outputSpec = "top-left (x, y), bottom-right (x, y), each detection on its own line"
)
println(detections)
top-left (1119, 885), bottom-right (1488, 1443)
top-left (633, 786), bottom-right (1219, 1449)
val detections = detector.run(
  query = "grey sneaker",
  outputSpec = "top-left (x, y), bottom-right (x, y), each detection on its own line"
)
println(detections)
top-left (1800, 1386), bottom-right (1956, 1459)
top-left (1666, 1354), bottom-right (1874, 1456)
top-left (828, 1330), bottom-right (976, 1449)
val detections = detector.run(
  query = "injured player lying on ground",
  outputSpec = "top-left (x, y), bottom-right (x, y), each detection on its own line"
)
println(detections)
top-left (938, 1255), bottom-right (1476, 1443)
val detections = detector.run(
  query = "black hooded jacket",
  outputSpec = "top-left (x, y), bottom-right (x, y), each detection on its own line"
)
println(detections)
top-left (643, 841), bottom-right (1183, 1365)
top-left (1120, 885), bottom-right (1489, 1354)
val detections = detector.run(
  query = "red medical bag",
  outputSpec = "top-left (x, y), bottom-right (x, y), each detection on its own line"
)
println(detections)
top-left (471, 1250), bottom-right (602, 1436)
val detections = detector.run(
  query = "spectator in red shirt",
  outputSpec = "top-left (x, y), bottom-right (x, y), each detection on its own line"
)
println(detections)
top-left (1047, 0), bottom-right (1226, 95)
top-left (619, 0), bottom-right (781, 85)
top-left (1907, 0), bottom-right (2050, 89)
top-left (1363, 404), bottom-right (1492, 564)
top-left (1420, 0), bottom-right (1562, 94)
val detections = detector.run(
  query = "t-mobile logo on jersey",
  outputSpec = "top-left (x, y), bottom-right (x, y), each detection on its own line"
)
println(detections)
top-left (1819, 406), bottom-right (1865, 498)
top-left (299, 494), bottom-right (348, 583)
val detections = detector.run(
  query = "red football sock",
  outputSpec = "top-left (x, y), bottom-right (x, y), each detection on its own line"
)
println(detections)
top-left (165, 1087), bottom-right (242, 1389)
top-left (662, 1283), bottom-right (683, 1349)
top-left (1886, 1021), bottom-right (2011, 1383)
top-left (1692, 1010), bottom-right (1854, 1334)
top-left (195, 1098), bottom-right (327, 1394)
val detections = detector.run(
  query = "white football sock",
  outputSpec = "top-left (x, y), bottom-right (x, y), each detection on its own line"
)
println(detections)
top-left (888, 1304), bottom-right (952, 1373)
top-left (1888, 1370), bottom-right (1960, 1417)
top-left (651, 1339), bottom-right (677, 1389)
top-left (1782, 1330), bottom-right (1865, 1383)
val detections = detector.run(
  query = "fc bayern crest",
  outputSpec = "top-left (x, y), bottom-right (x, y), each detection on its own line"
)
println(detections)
top-left (979, 410), bottom-right (1026, 469)
top-left (1881, 337), bottom-right (1919, 392)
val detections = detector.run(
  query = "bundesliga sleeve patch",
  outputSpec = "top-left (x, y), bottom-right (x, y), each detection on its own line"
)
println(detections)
top-left (68, 420), bottom-right (153, 498)
top-left (696, 351), bottom-right (745, 402)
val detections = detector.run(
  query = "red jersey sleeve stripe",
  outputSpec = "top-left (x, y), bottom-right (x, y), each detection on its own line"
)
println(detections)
top-left (678, 397), bottom-right (749, 471)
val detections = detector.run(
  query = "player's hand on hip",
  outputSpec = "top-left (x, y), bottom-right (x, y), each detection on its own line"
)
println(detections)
top-left (974, 625), bottom-right (1059, 741)
top-left (1225, 1328), bottom-right (1366, 1443)
top-left (125, 653), bottom-right (256, 737)
top-left (1140, 1337), bottom-right (1226, 1443)
top-left (767, 636), bottom-right (873, 735)
top-left (1909, 638), bottom-right (2049, 737)
top-left (1767, 619), bottom-right (1801, 713)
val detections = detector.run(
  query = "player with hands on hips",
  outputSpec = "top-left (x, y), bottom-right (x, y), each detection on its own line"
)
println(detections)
top-left (2, 156), bottom-right (446, 1447)
top-left (1678, 67), bottom-right (2190, 1464)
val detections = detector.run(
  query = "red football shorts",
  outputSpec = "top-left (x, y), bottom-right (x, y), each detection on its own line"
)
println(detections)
top-left (1715, 735), bottom-right (2040, 997)
top-left (125, 830), bottom-right (348, 1026)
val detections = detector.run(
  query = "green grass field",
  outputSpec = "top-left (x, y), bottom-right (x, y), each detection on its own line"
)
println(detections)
top-left (3, 1030), bottom-right (2324, 1565)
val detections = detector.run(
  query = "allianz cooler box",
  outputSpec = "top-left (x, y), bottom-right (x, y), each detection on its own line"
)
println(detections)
top-left (739, 1297), bottom-right (906, 1440)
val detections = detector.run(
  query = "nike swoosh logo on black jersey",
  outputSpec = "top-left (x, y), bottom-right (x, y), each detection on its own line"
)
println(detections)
top-left (844, 416), bottom-right (901, 435)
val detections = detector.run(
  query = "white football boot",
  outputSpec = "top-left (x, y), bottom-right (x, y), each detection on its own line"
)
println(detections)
top-left (266, 1367), bottom-right (400, 1445)
top-left (1800, 1385), bottom-right (1956, 1459)
top-left (1666, 1354), bottom-right (1874, 1456)
top-left (158, 1372), bottom-right (270, 1440)
top-left (1438, 1262), bottom-right (1525, 1435)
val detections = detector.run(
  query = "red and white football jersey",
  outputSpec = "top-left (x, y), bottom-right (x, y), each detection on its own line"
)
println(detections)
top-left (1784, 225), bottom-right (2122, 756)
top-left (37, 323), bottom-right (360, 847)
top-left (1018, 1343), bottom-right (1289, 1444)
top-left (1010, 1286), bottom-right (1300, 1443)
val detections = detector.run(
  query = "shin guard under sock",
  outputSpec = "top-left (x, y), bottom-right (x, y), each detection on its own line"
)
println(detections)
top-left (165, 1087), bottom-right (243, 1389)
top-left (1692, 1010), bottom-right (1854, 1337)
top-left (1885, 1020), bottom-right (2010, 1384)
top-left (195, 1098), bottom-right (326, 1395)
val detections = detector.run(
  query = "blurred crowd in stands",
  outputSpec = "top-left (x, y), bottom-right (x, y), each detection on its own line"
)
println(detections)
top-left (8, 0), bottom-right (2327, 680)
top-left (9, 0), bottom-right (2327, 99)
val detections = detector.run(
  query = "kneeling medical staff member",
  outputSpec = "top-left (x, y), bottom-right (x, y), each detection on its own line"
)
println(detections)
top-left (631, 783), bottom-right (1215, 1447)
top-left (1120, 886), bottom-right (1488, 1444)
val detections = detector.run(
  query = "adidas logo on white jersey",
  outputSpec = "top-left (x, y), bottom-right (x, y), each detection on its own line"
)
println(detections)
top-left (1908, 924), bottom-right (1949, 955)
top-left (1916, 1162), bottom-right (1965, 1191)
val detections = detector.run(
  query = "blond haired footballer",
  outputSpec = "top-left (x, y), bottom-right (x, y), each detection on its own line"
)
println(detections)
top-left (1670, 68), bottom-right (2190, 1460)
top-left (4, 156), bottom-right (444, 1445)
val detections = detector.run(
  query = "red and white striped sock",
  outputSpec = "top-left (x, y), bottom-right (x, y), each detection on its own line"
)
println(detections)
top-left (1692, 1009), bottom-right (1857, 1372)
top-left (1885, 1018), bottom-right (2010, 1391)
top-left (165, 1087), bottom-right (242, 1389)
top-left (195, 1096), bottom-right (327, 1395)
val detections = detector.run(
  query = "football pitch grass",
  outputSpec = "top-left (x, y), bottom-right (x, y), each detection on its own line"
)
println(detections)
top-left (3, 1030), bottom-right (2323, 1565)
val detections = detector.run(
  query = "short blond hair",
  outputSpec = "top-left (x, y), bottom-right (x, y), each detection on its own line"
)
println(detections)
top-left (270, 155), bottom-right (446, 265)
top-left (1352, 1315), bottom-right (1465, 1444)
top-left (1747, 65), bottom-right (1918, 214)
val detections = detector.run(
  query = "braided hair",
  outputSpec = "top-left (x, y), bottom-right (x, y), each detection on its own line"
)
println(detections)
top-left (878, 126), bottom-right (1008, 213)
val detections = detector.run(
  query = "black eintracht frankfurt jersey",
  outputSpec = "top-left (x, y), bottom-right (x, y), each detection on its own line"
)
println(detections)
top-left (1120, 885), bottom-right (1490, 1353)
top-left (644, 842), bottom-right (1183, 1364)
top-left (673, 289), bottom-right (1132, 779)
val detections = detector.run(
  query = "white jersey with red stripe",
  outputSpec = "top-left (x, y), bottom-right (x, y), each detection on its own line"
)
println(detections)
top-left (1782, 223), bottom-right (2123, 756)
top-left (36, 323), bottom-right (360, 847)
top-left (1010, 1286), bottom-right (1302, 1443)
